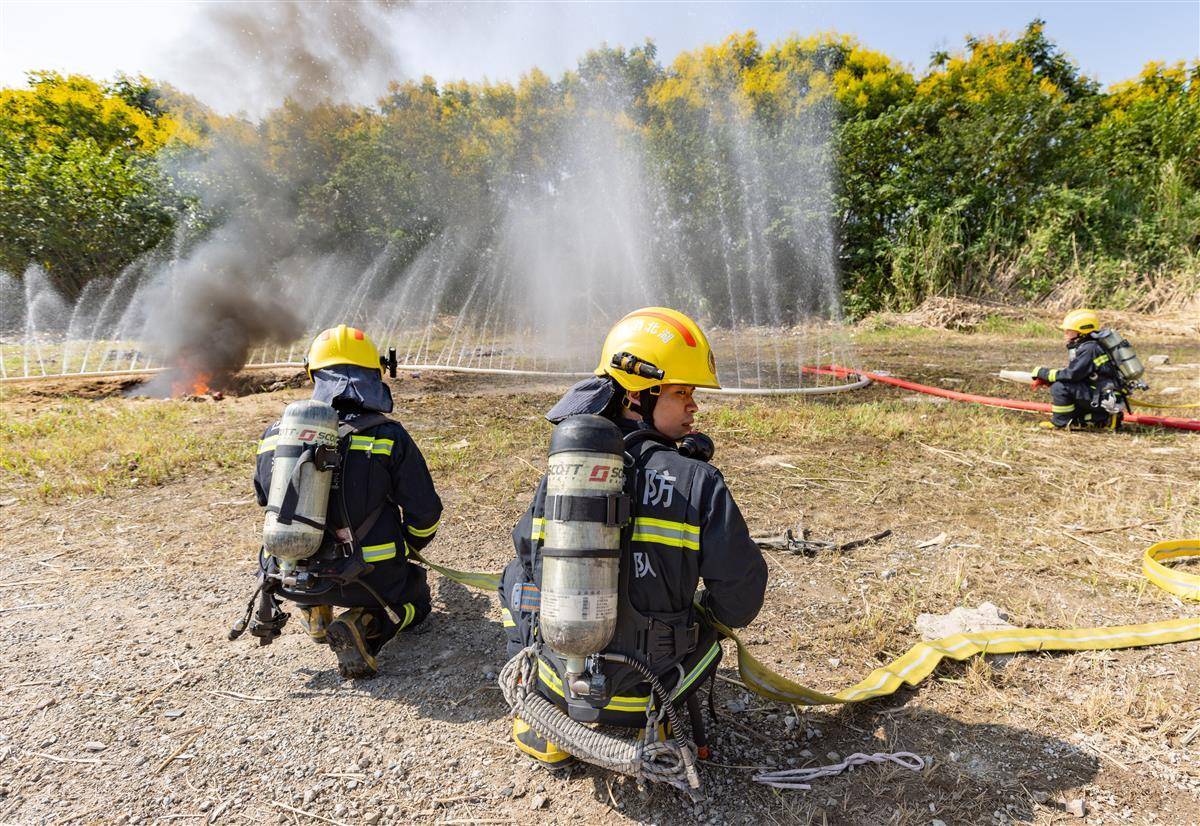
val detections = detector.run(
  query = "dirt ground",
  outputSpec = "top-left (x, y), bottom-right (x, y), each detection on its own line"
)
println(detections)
top-left (1, 310), bottom-right (1198, 825)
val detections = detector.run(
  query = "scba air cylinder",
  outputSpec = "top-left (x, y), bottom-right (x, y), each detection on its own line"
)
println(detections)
top-left (1096, 328), bottom-right (1145, 384)
top-left (263, 399), bottom-right (339, 564)
top-left (540, 415), bottom-right (628, 690)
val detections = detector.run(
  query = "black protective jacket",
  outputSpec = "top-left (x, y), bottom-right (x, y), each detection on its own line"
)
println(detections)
top-left (503, 418), bottom-right (767, 705)
top-left (1036, 337), bottom-right (1122, 390)
top-left (254, 407), bottom-right (442, 608)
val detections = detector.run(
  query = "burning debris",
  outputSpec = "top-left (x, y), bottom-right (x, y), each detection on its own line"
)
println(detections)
top-left (131, 230), bottom-right (304, 399)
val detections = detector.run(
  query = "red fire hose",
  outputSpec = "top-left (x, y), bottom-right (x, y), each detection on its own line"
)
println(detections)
top-left (806, 366), bottom-right (1200, 432)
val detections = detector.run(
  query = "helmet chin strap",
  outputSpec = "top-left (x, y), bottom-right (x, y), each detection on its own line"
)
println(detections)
top-left (625, 386), bottom-right (662, 429)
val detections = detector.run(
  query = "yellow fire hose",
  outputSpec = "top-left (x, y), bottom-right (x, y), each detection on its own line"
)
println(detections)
top-left (1128, 398), bottom-right (1200, 410)
top-left (415, 540), bottom-right (1200, 706)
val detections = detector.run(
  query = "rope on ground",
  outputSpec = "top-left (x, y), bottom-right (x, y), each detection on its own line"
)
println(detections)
top-left (753, 751), bottom-right (926, 791)
top-left (498, 646), bottom-right (700, 796)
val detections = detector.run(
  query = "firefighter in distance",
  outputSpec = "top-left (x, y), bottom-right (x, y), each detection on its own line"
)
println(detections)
top-left (1032, 309), bottom-right (1144, 430)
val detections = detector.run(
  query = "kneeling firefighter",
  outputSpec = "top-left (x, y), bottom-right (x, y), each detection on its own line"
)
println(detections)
top-left (1031, 309), bottom-right (1147, 430)
top-left (497, 307), bottom-right (768, 776)
top-left (232, 324), bottom-right (442, 679)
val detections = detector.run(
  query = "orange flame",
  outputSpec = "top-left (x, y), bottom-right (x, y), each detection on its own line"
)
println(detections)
top-left (172, 371), bottom-right (213, 397)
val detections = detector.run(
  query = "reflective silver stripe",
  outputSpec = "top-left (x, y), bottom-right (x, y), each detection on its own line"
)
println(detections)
top-left (631, 517), bottom-right (700, 550)
top-left (349, 436), bottom-right (393, 456)
top-left (362, 542), bottom-right (397, 562)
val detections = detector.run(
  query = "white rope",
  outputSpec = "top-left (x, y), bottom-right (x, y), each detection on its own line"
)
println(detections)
top-left (753, 751), bottom-right (926, 790)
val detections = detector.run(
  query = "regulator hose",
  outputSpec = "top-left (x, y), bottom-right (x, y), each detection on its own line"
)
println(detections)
top-left (601, 652), bottom-right (702, 790)
top-left (498, 647), bottom-right (701, 796)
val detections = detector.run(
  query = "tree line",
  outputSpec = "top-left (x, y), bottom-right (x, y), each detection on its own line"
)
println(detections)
top-left (1, 20), bottom-right (1196, 316)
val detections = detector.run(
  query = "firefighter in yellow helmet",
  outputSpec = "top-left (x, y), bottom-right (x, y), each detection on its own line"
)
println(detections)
top-left (1031, 309), bottom-right (1125, 429)
top-left (250, 325), bottom-right (442, 678)
top-left (497, 308), bottom-right (768, 769)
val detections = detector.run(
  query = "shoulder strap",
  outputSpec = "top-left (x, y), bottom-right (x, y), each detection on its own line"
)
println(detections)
top-left (332, 413), bottom-right (397, 541)
top-left (337, 412), bottom-right (394, 438)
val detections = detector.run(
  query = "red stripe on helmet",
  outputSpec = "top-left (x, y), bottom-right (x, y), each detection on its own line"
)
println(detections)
top-left (623, 310), bottom-right (697, 347)
top-left (352, 328), bottom-right (364, 340)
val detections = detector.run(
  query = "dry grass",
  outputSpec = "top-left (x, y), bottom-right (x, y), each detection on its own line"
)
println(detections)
top-left (0, 313), bottom-right (1197, 824)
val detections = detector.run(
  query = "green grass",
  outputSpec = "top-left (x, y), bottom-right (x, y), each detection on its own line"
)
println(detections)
top-left (978, 315), bottom-right (1055, 338)
top-left (0, 398), bottom-right (255, 498)
top-left (853, 323), bottom-right (944, 345)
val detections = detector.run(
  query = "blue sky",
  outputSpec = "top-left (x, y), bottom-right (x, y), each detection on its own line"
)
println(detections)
top-left (1, 1), bottom-right (1197, 114)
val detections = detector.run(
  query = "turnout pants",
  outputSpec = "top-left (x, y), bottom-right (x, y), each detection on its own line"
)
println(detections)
top-left (289, 562), bottom-right (433, 654)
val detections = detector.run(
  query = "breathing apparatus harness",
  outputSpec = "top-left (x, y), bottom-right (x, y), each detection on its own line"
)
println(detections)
top-left (229, 412), bottom-right (408, 645)
top-left (504, 402), bottom-right (720, 794)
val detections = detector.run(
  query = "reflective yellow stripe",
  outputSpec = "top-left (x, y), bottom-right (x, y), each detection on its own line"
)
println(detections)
top-left (631, 517), bottom-right (701, 550)
top-left (537, 659), bottom-right (650, 712)
top-left (362, 542), bottom-right (397, 562)
top-left (531, 517), bottom-right (546, 542)
top-left (349, 436), bottom-right (393, 456)
top-left (501, 607), bottom-right (516, 628)
top-left (671, 641), bottom-right (721, 699)
top-left (634, 516), bottom-right (699, 535)
top-left (1051, 404), bottom-right (1076, 413)
top-left (1094, 354), bottom-right (1110, 366)
top-left (407, 519), bottom-right (439, 538)
top-left (257, 435), bottom-right (278, 454)
top-left (1047, 369), bottom-right (1059, 382)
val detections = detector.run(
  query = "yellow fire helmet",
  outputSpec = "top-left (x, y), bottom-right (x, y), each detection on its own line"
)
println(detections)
top-left (594, 307), bottom-right (721, 392)
top-left (1060, 308), bottom-right (1100, 335)
top-left (304, 324), bottom-right (382, 379)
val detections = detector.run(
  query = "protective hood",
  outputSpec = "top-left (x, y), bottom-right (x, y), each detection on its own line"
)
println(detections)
top-left (545, 376), bottom-right (619, 424)
top-left (312, 364), bottom-right (394, 414)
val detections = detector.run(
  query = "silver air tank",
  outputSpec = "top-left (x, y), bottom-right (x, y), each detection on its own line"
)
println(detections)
top-left (263, 399), bottom-right (339, 568)
top-left (540, 415), bottom-right (628, 694)
top-left (1096, 328), bottom-right (1145, 384)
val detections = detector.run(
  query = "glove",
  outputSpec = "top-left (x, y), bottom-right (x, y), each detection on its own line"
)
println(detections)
top-left (1031, 378), bottom-right (1049, 390)
top-left (678, 432), bottom-right (715, 462)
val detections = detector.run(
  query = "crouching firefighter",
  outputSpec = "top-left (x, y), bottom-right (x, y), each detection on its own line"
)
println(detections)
top-left (496, 308), bottom-right (768, 788)
top-left (230, 325), bottom-right (443, 679)
top-left (1031, 309), bottom-right (1148, 430)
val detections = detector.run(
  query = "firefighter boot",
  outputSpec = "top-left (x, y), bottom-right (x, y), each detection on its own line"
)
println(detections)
top-left (326, 608), bottom-right (379, 679)
top-left (512, 717), bottom-right (576, 771)
top-left (297, 605), bottom-right (333, 644)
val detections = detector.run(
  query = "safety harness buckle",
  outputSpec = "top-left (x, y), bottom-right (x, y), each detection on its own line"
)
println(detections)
top-left (545, 493), bottom-right (631, 527)
top-left (606, 493), bottom-right (631, 527)
top-left (637, 618), bottom-right (700, 662)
